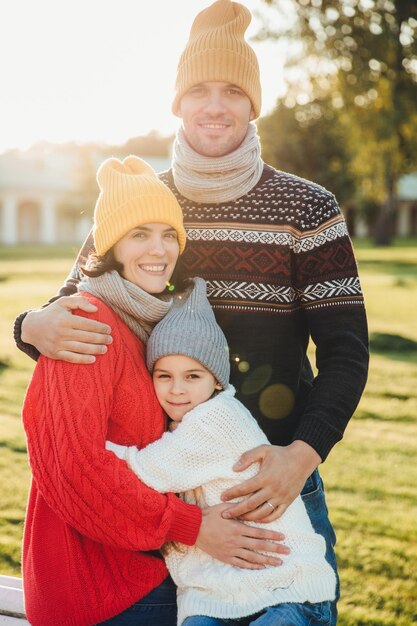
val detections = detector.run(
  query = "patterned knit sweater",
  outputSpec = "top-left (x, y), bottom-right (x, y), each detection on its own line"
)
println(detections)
top-left (107, 386), bottom-right (336, 625)
top-left (15, 164), bottom-right (369, 461)
top-left (21, 294), bottom-right (202, 626)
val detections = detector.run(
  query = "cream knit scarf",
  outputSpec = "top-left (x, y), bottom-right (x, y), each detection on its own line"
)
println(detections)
top-left (172, 123), bottom-right (264, 203)
top-left (79, 271), bottom-right (172, 344)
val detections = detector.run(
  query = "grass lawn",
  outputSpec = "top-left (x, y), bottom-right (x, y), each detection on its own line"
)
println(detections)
top-left (0, 241), bottom-right (416, 625)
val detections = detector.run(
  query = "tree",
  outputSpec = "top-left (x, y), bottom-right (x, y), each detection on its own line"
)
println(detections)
top-left (258, 96), bottom-right (355, 206)
top-left (258, 0), bottom-right (417, 243)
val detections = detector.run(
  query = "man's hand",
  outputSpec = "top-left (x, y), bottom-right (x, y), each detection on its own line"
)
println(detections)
top-left (221, 441), bottom-right (321, 523)
top-left (195, 503), bottom-right (290, 569)
top-left (21, 296), bottom-right (113, 364)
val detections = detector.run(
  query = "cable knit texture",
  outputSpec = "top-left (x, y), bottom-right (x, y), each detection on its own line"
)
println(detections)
top-left (171, 0), bottom-right (261, 117)
top-left (21, 294), bottom-right (201, 626)
top-left (146, 277), bottom-right (230, 389)
top-left (93, 155), bottom-right (186, 255)
top-left (107, 386), bottom-right (336, 625)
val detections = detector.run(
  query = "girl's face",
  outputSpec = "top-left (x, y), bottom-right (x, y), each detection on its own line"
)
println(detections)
top-left (113, 223), bottom-right (179, 294)
top-left (153, 355), bottom-right (222, 422)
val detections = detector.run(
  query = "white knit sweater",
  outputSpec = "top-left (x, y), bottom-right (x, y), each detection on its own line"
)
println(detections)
top-left (107, 386), bottom-right (336, 625)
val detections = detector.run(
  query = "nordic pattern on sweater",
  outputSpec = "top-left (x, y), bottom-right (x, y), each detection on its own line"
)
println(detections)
top-left (159, 165), bottom-right (369, 461)
top-left (107, 386), bottom-right (336, 625)
top-left (161, 165), bottom-right (363, 312)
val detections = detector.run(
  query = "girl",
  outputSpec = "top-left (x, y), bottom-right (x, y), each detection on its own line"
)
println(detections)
top-left (107, 277), bottom-right (336, 626)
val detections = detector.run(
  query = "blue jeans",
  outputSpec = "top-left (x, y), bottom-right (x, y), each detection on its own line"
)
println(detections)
top-left (97, 575), bottom-right (177, 625)
top-left (182, 600), bottom-right (332, 625)
top-left (301, 469), bottom-right (339, 624)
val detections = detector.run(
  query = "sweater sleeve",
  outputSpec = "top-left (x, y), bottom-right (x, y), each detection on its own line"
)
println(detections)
top-left (22, 302), bottom-right (201, 551)
top-left (109, 427), bottom-right (222, 494)
top-left (107, 394), bottom-right (265, 493)
top-left (14, 230), bottom-right (95, 360)
top-left (292, 202), bottom-right (369, 460)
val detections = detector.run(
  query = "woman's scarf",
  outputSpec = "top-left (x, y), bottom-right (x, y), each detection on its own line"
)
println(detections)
top-left (79, 270), bottom-right (172, 344)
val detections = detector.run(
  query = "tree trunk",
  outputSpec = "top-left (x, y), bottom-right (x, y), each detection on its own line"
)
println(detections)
top-left (373, 174), bottom-right (396, 246)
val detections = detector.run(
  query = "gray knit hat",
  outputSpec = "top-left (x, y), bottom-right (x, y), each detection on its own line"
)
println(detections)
top-left (146, 277), bottom-right (230, 389)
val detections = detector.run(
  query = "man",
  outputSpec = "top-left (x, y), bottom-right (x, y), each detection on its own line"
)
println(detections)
top-left (15, 0), bottom-right (369, 621)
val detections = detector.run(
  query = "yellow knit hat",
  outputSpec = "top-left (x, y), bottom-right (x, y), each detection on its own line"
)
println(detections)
top-left (172, 0), bottom-right (261, 118)
top-left (93, 156), bottom-right (186, 256)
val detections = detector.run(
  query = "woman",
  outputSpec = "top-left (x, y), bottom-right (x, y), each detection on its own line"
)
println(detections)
top-left (21, 156), bottom-right (282, 626)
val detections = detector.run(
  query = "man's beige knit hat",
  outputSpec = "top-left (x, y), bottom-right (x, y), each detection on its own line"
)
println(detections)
top-left (93, 156), bottom-right (186, 256)
top-left (172, 0), bottom-right (261, 118)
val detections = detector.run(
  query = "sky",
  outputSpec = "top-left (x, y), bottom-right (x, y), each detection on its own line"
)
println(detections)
top-left (1, 0), bottom-right (289, 155)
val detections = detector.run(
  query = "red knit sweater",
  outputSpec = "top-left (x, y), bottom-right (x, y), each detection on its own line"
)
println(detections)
top-left (22, 295), bottom-right (202, 626)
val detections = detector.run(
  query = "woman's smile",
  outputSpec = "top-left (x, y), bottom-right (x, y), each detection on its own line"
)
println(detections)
top-left (113, 223), bottom-right (180, 293)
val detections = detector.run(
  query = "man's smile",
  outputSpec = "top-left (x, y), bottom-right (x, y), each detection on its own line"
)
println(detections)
top-left (199, 122), bottom-right (229, 129)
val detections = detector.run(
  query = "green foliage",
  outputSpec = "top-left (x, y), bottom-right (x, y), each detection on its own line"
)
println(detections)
top-left (1, 244), bottom-right (417, 624)
top-left (258, 98), bottom-right (355, 204)
top-left (259, 0), bottom-right (417, 243)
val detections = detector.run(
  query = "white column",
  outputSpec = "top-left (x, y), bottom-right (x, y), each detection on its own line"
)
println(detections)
top-left (76, 215), bottom-right (92, 243)
top-left (40, 195), bottom-right (56, 244)
top-left (1, 194), bottom-right (18, 244)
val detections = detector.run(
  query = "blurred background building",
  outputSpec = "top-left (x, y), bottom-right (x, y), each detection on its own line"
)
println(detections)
top-left (0, 142), bottom-right (415, 245)
top-left (0, 141), bottom-right (171, 245)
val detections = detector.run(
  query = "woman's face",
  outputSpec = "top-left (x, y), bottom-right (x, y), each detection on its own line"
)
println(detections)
top-left (113, 223), bottom-right (180, 294)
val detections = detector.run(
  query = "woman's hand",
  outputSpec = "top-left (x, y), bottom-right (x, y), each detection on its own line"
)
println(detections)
top-left (21, 297), bottom-right (113, 363)
top-left (220, 441), bottom-right (321, 522)
top-left (195, 503), bottom-right (290, 569)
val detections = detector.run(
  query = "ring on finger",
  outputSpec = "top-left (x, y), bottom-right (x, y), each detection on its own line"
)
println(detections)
top-left (265, 501), bottom-right (276, 512)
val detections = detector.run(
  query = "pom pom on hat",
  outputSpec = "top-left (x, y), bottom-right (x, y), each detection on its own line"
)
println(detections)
top-left (172, 0), bottom-right (261, 118)
top-left (147, 277), bottom-right (230, 389)
top-left (93, 155), bottom-right (186, 256)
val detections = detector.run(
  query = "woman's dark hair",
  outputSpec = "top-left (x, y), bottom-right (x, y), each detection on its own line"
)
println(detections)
top-left (81, 248), bottom-right (191, 295)
top-left (80, 248), bottom-right (123, 278)
top-left (167, 255), bottom-right (191, 294)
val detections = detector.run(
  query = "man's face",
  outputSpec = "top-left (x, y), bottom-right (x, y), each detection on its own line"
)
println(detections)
top-left (179, 81), bottom-right (255, 157)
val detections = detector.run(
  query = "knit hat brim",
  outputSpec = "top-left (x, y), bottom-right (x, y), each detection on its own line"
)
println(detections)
top-left (172, 0), bottom-right (261, 119)
top-left (93, 156), bottom-right (186, 256)
top-left (172, 48), bottom-right (261, 118)
top-left (147, 278), bottom-right (230, 389)
top-left (94, 194), bottom-right (187, 256)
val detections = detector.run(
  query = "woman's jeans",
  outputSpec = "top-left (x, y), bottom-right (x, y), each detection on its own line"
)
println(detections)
top-left (97, 575), bottom-right (177, 626)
